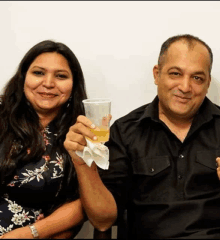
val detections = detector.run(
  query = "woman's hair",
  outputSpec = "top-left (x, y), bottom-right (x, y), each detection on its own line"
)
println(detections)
top-left (0, 40), bottom-right (87, 205)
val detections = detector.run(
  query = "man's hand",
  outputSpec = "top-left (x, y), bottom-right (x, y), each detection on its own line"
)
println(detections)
top-left (216, 157), bottom-right (220, 180)
top-left (64, 115), bottom-right (97, 165)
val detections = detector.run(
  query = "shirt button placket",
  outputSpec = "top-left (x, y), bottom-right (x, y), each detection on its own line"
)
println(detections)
top-left (178, 154), bottom-right (184, 180)
top-left (178, 175), bottom-right (182, 179)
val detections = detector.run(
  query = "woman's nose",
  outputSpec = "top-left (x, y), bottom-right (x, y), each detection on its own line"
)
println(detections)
top-left (42, 74), bottom-right (55, 88)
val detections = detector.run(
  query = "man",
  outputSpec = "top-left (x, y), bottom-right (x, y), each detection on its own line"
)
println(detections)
top-left (64, 34), bottom-right (220, 239)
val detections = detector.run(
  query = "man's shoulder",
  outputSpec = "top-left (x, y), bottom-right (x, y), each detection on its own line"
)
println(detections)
top-left (117, 103), bottom-right (149, 123)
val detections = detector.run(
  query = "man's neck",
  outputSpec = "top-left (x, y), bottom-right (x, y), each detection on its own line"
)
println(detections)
top-left (159, 108), bottom-right (194, 142)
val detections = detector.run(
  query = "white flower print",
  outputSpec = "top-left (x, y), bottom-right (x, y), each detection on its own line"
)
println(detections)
top-left (50, 152), bottom-right (64, 172)
top-left (0, 224), bottom-right (13, 236)
top-left (11, 210), bottom-right (34, 225)
top-left (43, 126), bottom-right (51, 135)
top-left (42, 126), bottom-right (52, 146)
top-left (52, 168), bottom-right (64, 179)
top-left (5, 198), bottom-right (22, 213)
top-left (32, 210), bottom-right (42, 220)
top-left (10, 163), bottom-right (49, 187)
top-left (8, 201), bottom-right (22, 214)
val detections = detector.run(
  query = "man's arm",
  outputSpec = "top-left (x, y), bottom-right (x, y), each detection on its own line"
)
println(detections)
top-left (64, 115), bottom-right (118, 232)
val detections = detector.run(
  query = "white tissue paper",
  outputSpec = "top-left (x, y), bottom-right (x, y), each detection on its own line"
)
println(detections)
top-left (75, 139), bottom-right (109, 170)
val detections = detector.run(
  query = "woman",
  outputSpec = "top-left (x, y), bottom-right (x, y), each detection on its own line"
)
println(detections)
top-left (0, 40), bottom-right (87, 238)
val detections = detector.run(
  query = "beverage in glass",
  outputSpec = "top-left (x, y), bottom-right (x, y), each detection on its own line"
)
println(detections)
top-left (82, 98), bottom-right (111, 143)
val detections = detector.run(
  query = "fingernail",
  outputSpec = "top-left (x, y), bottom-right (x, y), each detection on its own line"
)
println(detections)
top-left (91, 124), bottom-right (95, 129)
top-left (93, 136), bottom-right (97, 141)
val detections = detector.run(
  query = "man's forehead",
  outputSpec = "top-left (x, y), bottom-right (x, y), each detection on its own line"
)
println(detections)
top-left (167, 40), bottom-right (209, 58)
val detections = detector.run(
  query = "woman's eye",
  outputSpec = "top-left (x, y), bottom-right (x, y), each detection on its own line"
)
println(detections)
top-left (57, 74), bottom-right (68, 79)
top-left (33, 71), bottom-right (44, 76)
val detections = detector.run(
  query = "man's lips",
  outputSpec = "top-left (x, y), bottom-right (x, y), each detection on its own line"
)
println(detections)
top-left (174, 95), bottom-right (191, 102)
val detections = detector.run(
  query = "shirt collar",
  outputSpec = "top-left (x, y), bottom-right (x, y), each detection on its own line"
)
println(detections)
top-left (136, 96), bottom-right (220, 123)
top-left (135, 96), bottom-right (160, 123)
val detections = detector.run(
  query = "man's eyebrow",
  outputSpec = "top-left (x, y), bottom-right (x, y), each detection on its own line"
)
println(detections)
top-left (192, 71), bottom-right (206, 76)
top-left (167, 66), bottom-right (182, 72)
top-left (167, 67), bottom-right (206, 76)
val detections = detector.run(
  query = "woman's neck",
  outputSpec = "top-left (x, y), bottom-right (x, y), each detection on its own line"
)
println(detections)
top-left (38, 112), bottom-right (57, 129)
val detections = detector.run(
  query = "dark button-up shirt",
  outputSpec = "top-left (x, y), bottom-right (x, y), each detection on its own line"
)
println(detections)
top-left (100, 96), bottom-right (220, 239)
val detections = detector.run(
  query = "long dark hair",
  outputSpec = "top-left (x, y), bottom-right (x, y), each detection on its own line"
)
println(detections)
top-left (0, 40), bottom-right (87, 204)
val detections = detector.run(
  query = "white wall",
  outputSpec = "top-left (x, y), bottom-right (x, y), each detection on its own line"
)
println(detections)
top-left (1, 1), bottom-right (220, 238)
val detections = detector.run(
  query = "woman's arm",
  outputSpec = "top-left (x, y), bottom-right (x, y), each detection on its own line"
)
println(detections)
top-left (0, 199), bottom-right (85, 239)
top-left (64, 116), bottom-right (117, 232)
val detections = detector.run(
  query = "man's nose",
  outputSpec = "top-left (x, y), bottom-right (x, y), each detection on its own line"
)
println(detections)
top-left (178, 76), bottom-right (191, 93)
top-left (42, 74), bottom-right (55, 88)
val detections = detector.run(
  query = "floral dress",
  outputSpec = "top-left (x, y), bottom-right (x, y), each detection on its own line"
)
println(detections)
top-left (0, 123), bottom-right (76, 236)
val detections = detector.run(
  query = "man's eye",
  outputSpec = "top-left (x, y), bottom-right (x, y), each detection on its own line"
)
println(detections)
top-left (194, 76), bottom-right (203, 82)
top-left (33, 71), bottom-right (44, 76)
top-left (170, 72), bottom-right (180, 76)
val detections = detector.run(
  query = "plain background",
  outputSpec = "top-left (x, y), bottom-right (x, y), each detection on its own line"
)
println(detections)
top-left (1, 1), bottom-right (220, 238)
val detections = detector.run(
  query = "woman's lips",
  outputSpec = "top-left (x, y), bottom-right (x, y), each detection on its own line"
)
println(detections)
top-left (38, 92), bottom-right (57, 98)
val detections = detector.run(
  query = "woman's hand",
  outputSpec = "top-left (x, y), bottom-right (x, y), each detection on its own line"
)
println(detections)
top-left (0, 214), bottom-right (45, 239)
top-left (0, 226), bottom-right (33, 239)
top-left (64, 115), bottom-right (97, 165)
top-left (35, 213), bottom-right (44, 222)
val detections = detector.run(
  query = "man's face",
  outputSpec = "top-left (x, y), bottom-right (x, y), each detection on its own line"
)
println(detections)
top-left (153, 40), bottom-right (211, 120)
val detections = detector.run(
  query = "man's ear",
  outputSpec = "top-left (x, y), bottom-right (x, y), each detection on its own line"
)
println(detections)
top-left (153, 65), bottom-right (159, 85)
top-left (206, 75), bottom-right (211, 93)
top-left (208, 75), bottom-right (211, 88)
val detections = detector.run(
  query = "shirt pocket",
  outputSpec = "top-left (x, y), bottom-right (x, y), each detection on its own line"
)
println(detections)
top-left (131, 156), bottom-right (171, 202)
top-left (132, 155), bottom-right (171, 176)
top-left (188, 150), bottom-right (220, 195)
top-left (196, 150), bottom-right (220, 170)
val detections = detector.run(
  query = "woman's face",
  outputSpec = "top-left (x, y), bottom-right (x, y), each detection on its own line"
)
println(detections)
top-left (24, 52), bottom-right (73, 117)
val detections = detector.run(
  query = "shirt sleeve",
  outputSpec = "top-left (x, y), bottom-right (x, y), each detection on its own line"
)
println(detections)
top-left (98, 120), bottom-right (132, 220)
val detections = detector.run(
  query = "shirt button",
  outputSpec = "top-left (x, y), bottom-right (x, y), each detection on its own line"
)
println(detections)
top-left (179, 154), bottom-right (184, 159)
top-left (178, 175), bottom-right (182, 179)
top-left (150, 168), bottom-right (155, 173)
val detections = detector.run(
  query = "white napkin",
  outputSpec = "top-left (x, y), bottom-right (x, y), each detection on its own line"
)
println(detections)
top-left (75, 139), bottom-right (109, 169)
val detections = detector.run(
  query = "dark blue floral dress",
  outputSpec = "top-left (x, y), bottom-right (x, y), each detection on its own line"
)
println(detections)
top-left (0, 123), bottom-right (77, 236)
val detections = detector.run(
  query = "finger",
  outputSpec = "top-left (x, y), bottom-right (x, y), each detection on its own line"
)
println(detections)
top-left (77, 115), bottom-right (96, 129)
top-left (70, 123), bottom-right (97, 142)
top-left (64, 138), bottom-right (85, 152)
top-left (217, 167), bottom-right (220, 180)
top-left (36, 213), bottom-right (44, 222)
top-left (216, 157), bottom-right (220, 167)
top-left (66, 131), bottom-right (87, 146)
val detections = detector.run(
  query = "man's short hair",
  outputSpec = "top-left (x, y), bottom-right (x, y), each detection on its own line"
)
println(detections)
top-left (158, 34), bottom-right (213, 74)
